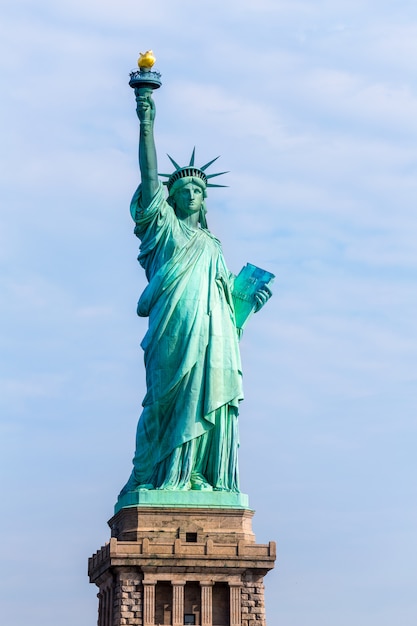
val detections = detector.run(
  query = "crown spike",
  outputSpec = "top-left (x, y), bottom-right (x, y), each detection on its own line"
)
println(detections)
top-left (200, 156), bottom-right (220, 172)
top-left (167, 154), bottom-right (182, 170)
top-left (206, 171), bottom-right (229, 179)
top-left (163, 151), bottom-right (228, 192)
top-left (189, 147), bottom-right (196, 167)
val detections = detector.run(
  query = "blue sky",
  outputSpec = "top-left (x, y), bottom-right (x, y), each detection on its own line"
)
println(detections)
top-left (1, 1), bottom-right (416, 624)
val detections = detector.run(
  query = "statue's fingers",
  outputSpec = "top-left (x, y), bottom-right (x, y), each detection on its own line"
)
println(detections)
top-left (256, 290), bottom-right (267, 302)
top-left (254, 294), bottom-right (264, 307)
top-left (258, 286), bottom-right (271, 297)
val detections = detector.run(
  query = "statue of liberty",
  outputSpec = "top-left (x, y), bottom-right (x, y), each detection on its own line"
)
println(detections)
top-left (119, 54), bottom-right (272, 497)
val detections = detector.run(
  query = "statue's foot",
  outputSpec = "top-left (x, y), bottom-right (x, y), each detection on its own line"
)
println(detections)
top-left (190, 473), bottom-right (213, 491)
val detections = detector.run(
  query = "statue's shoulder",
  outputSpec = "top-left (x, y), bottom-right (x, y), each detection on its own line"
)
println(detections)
top-left (130, 182), bottom-right (169, 222)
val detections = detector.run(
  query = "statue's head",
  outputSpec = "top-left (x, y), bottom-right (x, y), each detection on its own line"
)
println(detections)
top-left (161, 149), bottom-right (227, 228)
top-left (168, 176), bottom-right (208, 227)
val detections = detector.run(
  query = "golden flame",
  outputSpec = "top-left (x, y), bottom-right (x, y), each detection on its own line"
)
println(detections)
top-left (138, 50), bottom-right (156, 69)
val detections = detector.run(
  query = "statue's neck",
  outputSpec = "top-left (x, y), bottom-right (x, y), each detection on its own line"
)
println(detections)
top-left (176, 212), bottom-right (200, 230)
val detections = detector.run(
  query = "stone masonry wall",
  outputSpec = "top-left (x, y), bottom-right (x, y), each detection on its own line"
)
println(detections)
top-left (112, 568), bottom-right (143, 626)
top-left (241, 575), bottom-right (266, 626)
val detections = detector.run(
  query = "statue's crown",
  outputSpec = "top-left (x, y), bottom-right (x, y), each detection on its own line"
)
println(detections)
top-left (159, 148), bottom-right (228, 192)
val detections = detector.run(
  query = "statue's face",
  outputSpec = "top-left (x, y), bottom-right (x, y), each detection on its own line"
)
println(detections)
top-left (173, 182), bottom-right (204, 216)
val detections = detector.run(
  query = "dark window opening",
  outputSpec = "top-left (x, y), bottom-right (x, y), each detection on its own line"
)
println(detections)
top-left (184, 614), bottom-right (196, 625)
top-left (185, 532), bottom-right (198, 543)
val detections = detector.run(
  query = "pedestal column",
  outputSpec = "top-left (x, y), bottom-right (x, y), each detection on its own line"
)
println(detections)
top-left (229, 583), bottom-right (242, 626)
top-left (172, 581), bottom-right (185, 626)
top-left (143, 581), bottom-right (156, 626)
top-left (200, 581), bottom-right (213, 626)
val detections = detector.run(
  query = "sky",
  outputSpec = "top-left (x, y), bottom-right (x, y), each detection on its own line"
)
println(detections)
top-left (1, 1), bottom-right (416, 624)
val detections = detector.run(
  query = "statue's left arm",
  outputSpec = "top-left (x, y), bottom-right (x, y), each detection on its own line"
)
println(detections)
top-left (230, 267), bottom-right (273, 338)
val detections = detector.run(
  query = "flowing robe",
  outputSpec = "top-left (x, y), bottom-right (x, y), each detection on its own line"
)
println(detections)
top-left (128, 183), bottom-right (243, 491)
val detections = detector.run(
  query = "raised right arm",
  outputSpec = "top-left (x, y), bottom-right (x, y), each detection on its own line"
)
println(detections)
top-left (135, 88), bottom-right (158, 207)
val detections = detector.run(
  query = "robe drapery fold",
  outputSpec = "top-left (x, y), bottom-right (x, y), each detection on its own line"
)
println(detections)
top-left (127, 183), bottom-right (243, 491)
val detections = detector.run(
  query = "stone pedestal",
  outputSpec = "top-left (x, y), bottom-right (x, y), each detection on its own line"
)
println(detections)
top-left (89, 506), bottom-right (275, 626)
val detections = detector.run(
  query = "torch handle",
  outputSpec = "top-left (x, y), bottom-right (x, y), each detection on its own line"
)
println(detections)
top-left (134, 87), bottom-right (155, 135)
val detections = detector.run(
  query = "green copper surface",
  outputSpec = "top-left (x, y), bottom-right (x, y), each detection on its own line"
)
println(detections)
top-left (115, 489), bottom-right (249, 514)
top-left (117, 70), bottom-right (273, 511)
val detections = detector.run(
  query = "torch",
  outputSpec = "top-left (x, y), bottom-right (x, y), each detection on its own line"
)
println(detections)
top-left (129, 51), bottom-right (161, 136)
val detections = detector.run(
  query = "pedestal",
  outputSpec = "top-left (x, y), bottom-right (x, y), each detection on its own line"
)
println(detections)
top-left (89, 505), bottom-right (276, 626)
